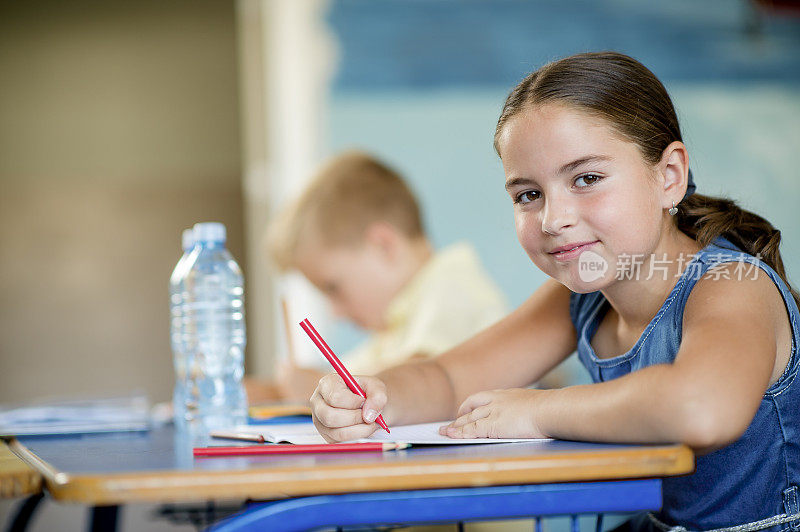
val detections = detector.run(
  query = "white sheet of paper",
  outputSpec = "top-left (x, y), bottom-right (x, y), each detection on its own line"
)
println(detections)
top-left (228, 421), bottom-right (548, 445)
top-left (363, 421), bottom-right (547, 444)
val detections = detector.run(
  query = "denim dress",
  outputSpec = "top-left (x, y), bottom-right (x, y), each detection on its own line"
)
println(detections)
top-left (570, 238), bottom-right (800, 532)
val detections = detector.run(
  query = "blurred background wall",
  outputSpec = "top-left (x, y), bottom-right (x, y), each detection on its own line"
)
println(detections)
top-left (319, 0), bottom-right (800, 370)
top-left (1, 1), bottom-right (798, 530)
top-left (0, 0), bottom-right (243, 404)
top-left (1, 0), bottom-right (799, 402)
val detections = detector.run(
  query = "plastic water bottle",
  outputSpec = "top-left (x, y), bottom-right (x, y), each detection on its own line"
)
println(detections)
top-left (169, 228), bottom-right (195, 427)
top-left (182, 222), bottom-right (247, 431)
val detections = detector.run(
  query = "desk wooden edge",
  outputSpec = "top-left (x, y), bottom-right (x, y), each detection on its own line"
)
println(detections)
top-left (8, 440), bottom-right (694, 506)
top-left (0, 438), bottom-right (43, 498)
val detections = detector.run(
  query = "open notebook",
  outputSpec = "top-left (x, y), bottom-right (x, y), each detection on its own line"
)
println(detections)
top-left (224, 421), bottom-right (548, 445)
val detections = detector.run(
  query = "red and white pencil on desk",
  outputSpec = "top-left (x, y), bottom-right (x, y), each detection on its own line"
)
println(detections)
top-left (299, 318), bottom-right (390, 433)
top-left (194, 442), bottom-right (409, 457)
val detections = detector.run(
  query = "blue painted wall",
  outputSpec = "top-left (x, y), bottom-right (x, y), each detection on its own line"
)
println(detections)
top-left (322, 0), bottom-right (800, 352)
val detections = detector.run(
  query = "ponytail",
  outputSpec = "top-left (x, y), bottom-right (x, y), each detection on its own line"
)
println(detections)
top-left (677, 194), bottom-right (800, 306)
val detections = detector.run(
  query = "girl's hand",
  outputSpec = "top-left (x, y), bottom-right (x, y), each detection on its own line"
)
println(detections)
top-left (439, 388), bottom-right (548, 439)
top-left (310, 373), bottom-right (388, 443)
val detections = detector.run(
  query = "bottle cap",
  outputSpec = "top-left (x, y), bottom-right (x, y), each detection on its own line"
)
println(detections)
top-left (193, 222), bottom-right (226, 244)
top-left (181, 228), bottom-right (195, 252)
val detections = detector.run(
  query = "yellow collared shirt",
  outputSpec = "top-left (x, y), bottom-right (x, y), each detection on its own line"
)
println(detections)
top-left (345, 242), bottom-right (508, 375)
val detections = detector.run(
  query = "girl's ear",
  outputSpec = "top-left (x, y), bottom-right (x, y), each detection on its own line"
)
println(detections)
top-left (659, 141), bottom-right (689, 208)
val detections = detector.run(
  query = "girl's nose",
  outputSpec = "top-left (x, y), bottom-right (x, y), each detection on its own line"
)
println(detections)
top-left (541, 197), bottom-right (576, 235)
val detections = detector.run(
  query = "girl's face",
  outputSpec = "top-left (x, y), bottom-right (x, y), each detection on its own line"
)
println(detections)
top-left (497, 103), bottom-right (666, 293)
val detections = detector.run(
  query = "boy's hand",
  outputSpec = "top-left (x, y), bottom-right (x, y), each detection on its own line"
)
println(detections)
top-left (439, 388), bottom-right (548, 439)
top-left (310, 373), bottom-right (388, 443)
top-left (275, 361), bottom-right (325, 404)
top-left (242, 377), bottom-right (283, 404)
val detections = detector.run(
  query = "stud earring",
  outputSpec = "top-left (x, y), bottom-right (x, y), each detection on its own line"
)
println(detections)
top-left (668, 201), bottom-right (678, 216)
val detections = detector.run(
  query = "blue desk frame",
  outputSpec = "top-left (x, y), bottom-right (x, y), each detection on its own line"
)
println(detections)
top-left (210, 479), bottom-right (661, 532)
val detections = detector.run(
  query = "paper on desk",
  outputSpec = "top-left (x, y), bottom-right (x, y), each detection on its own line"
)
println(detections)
top-left (364, 422), bottom-right (547, 444)
top-left (0, 394), bottom-right (150, 436)
top-left (228, 421), bottom-right (546, 445)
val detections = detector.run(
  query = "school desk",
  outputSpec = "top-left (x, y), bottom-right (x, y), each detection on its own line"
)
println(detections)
top-left (0, 440), bottom-right (41, 499)
top-left (4, 425), bottom-right (694, 531)
top-left (1, 439), bottom-right (43, 532)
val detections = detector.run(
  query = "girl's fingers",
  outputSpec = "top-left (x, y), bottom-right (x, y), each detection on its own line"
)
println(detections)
top-left (355, 376), bottom-right (388, 419)
top-left (439, 393), bottom-right (494, 436)
top-left (314, 402), bottom-right (365, 429)
top-left (456, 392), bottom-right (493, 417)
top-left (317, 374), bottom-right (366, 409)
top-left (326, 421), bottom-right (380, 443)
top-left (311, 395), bottom-right (365, 442)
top-left (447, 405), bottom-right (490, 429)
top-left (442, 418), bottom-right (492, 439)
top-left (310, 374), bottom-right (389, 442)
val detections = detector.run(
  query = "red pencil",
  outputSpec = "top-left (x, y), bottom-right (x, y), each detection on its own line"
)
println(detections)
top-left (193, 442), bottom-right (409, 457)
top-left (299, 318), bottom-right (390, 433)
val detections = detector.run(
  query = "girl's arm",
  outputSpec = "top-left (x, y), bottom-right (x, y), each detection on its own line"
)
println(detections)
top-left (310, 279), bottom-right (577, 441)
top-left (383, 279), bottom-right (578, 425)
top-left (445, 264), bottom-right (784, 452)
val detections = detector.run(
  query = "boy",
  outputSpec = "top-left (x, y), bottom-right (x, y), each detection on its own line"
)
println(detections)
top-left (246, 151), bottom-right (508, 403)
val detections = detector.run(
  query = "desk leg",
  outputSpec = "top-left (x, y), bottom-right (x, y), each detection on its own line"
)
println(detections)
top-left (7, 493), bottom-right (44, 532)
top-left (89, 505), bottom-right (119, 532)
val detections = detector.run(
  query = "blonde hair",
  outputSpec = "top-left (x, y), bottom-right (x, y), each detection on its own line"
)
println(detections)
top-left (268, 151), bottom-right (425, 271)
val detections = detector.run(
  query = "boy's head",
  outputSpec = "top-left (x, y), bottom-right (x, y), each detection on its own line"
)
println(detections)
top-left (269, 151), bottom-right (429, 330)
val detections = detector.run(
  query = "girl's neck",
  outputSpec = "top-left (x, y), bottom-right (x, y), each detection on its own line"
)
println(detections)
top-left (600, 228), bottom-right (702, 331)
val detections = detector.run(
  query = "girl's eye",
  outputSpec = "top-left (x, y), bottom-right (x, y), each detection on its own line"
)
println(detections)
top-left (575, 174), bottom-right (602, 188)
top-left (515, 190), bottom-right (540, 204)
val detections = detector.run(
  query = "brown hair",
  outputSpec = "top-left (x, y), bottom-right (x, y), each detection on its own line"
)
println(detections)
top-left (268, 150), bottom-right (425, 271)
top-left (495, 51), bottom-right (798, 304)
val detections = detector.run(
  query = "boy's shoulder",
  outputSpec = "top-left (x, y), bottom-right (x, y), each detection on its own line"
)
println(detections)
top-left (388, 242), bottom-right (508, 325)
top-left (403, 242), bottom-right (479, 292)
top-left (416, 242), bottom-right (506, 301)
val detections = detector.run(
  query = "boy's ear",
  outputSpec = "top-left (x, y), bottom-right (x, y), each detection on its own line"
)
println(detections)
top-left (364, 221), bottom-right (401, 258)
top-left (659, 141), bottom-right (689, 208)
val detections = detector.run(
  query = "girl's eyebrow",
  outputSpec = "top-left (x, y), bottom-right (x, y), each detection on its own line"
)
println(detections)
top-left (505, 154), bottom-right (611, 192)
top-left (504, 176), bottom-right (538, 192)
top-left (558, 154), bottom-right (611, 175)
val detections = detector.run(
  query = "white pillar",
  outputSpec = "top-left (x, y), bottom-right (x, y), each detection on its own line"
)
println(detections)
top-left (237, 0), bottom-right (337, 377)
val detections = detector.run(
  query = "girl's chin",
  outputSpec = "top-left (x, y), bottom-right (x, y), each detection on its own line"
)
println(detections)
top-left (533, 255), bottom-right (615, 293)
top-left (562, 280), bottom-right (608, 294)
top-left (551, 269), bottom-right (615, 294)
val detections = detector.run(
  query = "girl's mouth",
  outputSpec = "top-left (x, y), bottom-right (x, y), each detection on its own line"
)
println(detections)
top-left (548, 240), bottom-right (599, 261)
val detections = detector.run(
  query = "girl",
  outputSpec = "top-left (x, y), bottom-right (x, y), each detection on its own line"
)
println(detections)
top-left (309, 52), bottom-right (800, 532)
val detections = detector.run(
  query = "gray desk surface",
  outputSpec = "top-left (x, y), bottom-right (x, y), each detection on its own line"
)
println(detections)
top-left (7, 424), bottom-right (694, 505)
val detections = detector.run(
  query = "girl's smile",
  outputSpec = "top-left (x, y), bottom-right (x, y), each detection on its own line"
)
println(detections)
top-left (548, 240), bottom-right (600, 261)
